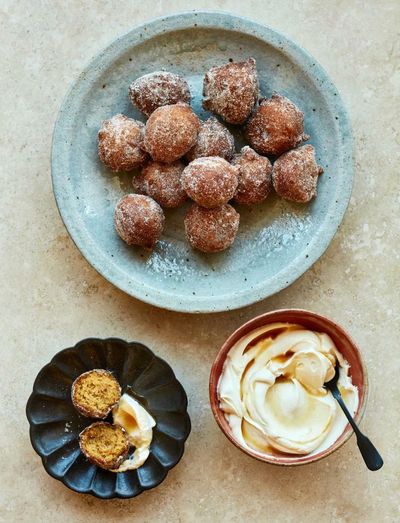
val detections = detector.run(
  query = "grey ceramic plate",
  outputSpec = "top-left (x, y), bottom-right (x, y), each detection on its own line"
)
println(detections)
top-left (52, 11), bottom-right (352, 313)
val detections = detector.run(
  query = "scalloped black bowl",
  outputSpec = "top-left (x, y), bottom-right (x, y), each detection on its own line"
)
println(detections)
top-left (26, 338), bottom-right (191, 499)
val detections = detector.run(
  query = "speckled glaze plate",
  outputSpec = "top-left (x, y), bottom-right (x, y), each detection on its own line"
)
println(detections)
top-left (26, 338), bottom-right (191, 499)
top-left (52, 11), bottom-right (352, 313)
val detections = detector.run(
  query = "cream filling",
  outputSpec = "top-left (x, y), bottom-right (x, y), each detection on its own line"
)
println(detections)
top-left (111, 393), bottom-right (156, 471)
top-left (218, 323), bottom-right (359, 456)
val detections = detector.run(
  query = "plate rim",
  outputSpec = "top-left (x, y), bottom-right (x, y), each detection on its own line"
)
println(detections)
top-left (51, 10), bottom-right (353, 313)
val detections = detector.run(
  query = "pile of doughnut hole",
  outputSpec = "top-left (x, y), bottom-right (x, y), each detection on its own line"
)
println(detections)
top-left (98, 58), bottom-right (324, 253)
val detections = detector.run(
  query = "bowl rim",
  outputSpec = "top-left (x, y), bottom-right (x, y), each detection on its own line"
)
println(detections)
top-left (209, 309), bottom-right (368, 466)
top-left (51, 10), bottom-right (353, 313)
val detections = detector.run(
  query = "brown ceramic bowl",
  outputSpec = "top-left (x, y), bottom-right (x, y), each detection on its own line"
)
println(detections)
top-left (209, 309), bottom-right (368, 466)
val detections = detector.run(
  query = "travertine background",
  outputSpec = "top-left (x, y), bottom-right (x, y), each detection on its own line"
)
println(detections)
top-left (0, 1), bottom-right (399, 521)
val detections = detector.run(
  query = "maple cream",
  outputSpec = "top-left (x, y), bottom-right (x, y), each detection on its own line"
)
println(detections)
top-left (218, 323), bottom-right (358, 456)
top-left (111, 394), bottom-right (155, 471)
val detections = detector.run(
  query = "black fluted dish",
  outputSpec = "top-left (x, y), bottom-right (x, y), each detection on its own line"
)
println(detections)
top-left (26, 338), bottom-right (191, 499)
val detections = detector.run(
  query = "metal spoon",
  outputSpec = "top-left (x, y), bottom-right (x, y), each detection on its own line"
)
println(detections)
top-left (324, 366), bottom-right (383, 471)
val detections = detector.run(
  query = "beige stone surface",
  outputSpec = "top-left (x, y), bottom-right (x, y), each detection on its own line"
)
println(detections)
top-left (0, 0), bottom-right (399, 521)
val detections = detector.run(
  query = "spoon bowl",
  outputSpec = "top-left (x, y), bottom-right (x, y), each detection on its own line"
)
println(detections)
top-left (325, 363), bottom-right (341, 389)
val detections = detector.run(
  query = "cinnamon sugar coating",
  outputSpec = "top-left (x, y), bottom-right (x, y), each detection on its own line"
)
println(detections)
top-left (131, 170), bottom-right (148, 195)
top-left (246, 94), bottom-right (309, 156)
top-left (129, 71), bottom-right (191, 116)
top-left (143, 103), bottom-right (200, 163)
top-left (232, 146), bottom-right (273, 205)
top-left (272, 144), bottom-right (324, 203)
top-left (184, 203), bottom-right (240, 253)
top-left (114, 194), bottom-right (165, 248)
top-left (181, 156), bottom-right (239, 208)
top-left (98, 114), bottom-right (147, 172)
top-left (186, 117), bottom-right (235, 162)
top-left (202, 58), bottom-right (259, 125)
top-left (141, 161), bottom-right (187, 208)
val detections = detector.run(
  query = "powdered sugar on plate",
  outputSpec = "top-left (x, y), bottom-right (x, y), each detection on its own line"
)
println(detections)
top-left (250, 211), bottom-right (313, 255)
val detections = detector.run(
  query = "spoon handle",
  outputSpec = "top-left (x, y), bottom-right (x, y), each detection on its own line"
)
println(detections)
top-left (330, 386), bottom-right (383, 471)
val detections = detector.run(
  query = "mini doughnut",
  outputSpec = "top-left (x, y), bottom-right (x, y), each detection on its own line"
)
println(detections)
top-left (232, 146), bottom-right (273, 205)
top-left (141, 161), bottom-right (187, 208)
top-left (181, 157), bottom-right (239, 208)
top-left (129, 71), bottom-right (191, 116)
top-left (186, 117), bottom-right (235, 162)
top-left (143, 103), bottom-right (200, 163)
top-left (114, 194), bottom-right (165, 248)
top-left (79, 422), bottom-right (130, 471)
top-left (272, 144), bottom-right (324, 203)
top-left (71, 370), bottom-right (121, 419)
top-left (131, 170), bottom-right (148, 195)
top-left (184, 203), bottom-right (240, 253)
top-left (203, 58), bottom-right (259, 125)
top-left (246, 94), bottom-right (309, 156)
top-left (98, 114), bottom-right (147, 172)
